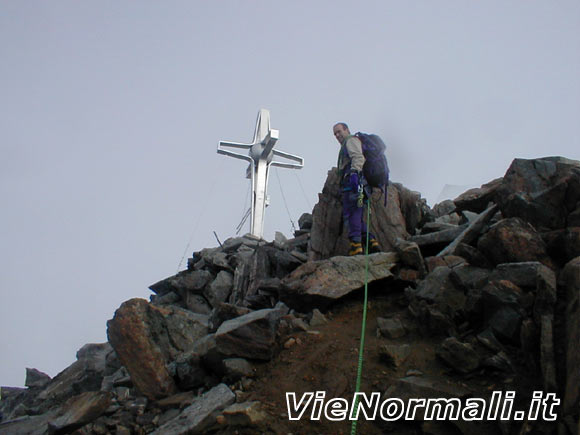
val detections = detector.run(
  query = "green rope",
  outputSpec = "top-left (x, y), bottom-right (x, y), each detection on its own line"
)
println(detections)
top-left (350, 198), bottom-right (372, 435)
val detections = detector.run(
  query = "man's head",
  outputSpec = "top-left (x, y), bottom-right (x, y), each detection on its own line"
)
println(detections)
top-left (333, 122), bottom-right (350, 144)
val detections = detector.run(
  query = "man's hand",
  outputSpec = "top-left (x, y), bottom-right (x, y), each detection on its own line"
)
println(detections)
top-left (348, 171), bottom-right (361, 192)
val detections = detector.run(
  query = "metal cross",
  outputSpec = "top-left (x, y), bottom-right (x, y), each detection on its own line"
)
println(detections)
top-left (217, 109), bottom-right (304, 239)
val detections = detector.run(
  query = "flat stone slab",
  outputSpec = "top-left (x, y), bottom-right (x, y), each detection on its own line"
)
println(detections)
top-left (280, 252), bottom-right (399, 311)
top-left (151, 383), bottom-right (235, 435)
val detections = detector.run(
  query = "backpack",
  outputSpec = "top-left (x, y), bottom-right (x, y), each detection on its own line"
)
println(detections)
top-left (355, 132), bottom-right (389, 190)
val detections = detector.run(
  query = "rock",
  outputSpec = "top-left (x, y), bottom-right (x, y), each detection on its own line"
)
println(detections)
top-left (432, 199), bottom-right (456, 217)
top-left (208, 303), bottom-right (251, 333)
top-left (482, 281), bottom-right (524, 313)
top-left (0, 412), bottom-right (57, 435)
top-left (107, 299), bottom-right (208, 399)
top-left (495, 157), bottom-right (580, 230)
top-left (476, 328), bottom-right (504, 353)
top-left (477, 218), bottom-right (553, 268)
top-left (379, 344), bottom-right (411, 367)
top-left (409, 225), bottom-right (467, 255)
top-left (298, 213), bottom-right (313, 230)
top-left (150, 270), bottom-right (213, 296)
top-left (450, 265), bottom-right (490, 291)
top-left (151, 291), bottom-right (181, 306)
top-left (539, 315), bottom-right (557, 392)
top-left (215, 308), bottom-right (280, 360)
top-left (183, 294), bottom-right (212, 315)
top-left (561, 257), bottom-right (580, 416)
top-left (544, 227), bottom-right (580, 266)
top-left (437, 204), bottom-right (498, 257)
top-left (412, 266), bottom-right (466, 315)
top-left (151, 384), bottom-right (235, 435)
top-left (454, 177), bottom-right (503, 213)
top-left (377, 316), bottom-right (406, 339)
top-left (420, 222), bottom-right (460, 234)
top-left (436, 337), bottom-right (479, 374)
top-left (222, 401), bottom-right (267, 427)
top-left (533, 265), bottom-right (557, 323)
top-left (481, 351), bottom-right (514, 373)
top-left (156, 391), bottom-right (197, 411)
top-left (309, 309), bottom-right (328, 327)
top-left (222, 358), bottom-right (254, 382)
top-left (37, 343), bottom-right (115, 406)
top-left (424, 255), bottom-right (466, 273)
top-left (489, 262), bottom-right (550, 289)
top-left (308, 169), bottom-right (419, 260)
top-left (168, 352), bottom-right (208, 390)
top-left (48, 391), bottom-right (112, 434)
top-left (489, 306), bottom-right (523, 345)
top-left (25, 368), bottom-right (51, 389)
top-left (280, 252), bottom-right (398, 311)
top-left (453, 243), bottom-right (492, 268)
top-left (394, 239), bottom-right (426, 276)
top-left (204, 271), bottom-right (234, 308)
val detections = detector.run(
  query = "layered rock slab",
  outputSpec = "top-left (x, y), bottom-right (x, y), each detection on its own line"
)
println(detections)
top-left (280, 252), bottom-right (398, 311)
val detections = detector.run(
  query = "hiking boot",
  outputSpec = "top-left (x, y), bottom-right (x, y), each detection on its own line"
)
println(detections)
top-left (369, 238), bottom-right (381, 253)
top-left (348, 241), bottom-right (363, 256)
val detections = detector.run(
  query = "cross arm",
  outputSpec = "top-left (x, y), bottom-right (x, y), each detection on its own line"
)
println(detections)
top-left (217, 140), bottom-right (253, 162)
top-left (270, 148), bottom-right (304, 169)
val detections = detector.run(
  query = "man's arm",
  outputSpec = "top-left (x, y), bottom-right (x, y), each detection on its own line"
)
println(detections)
top-left (345, 136), bottom-right (365, 172)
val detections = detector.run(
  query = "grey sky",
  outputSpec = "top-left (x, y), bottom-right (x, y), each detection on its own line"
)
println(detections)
top-left (1, 1), bottom-right (579, 387)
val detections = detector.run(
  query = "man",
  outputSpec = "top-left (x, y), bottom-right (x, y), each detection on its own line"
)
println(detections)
top-left (333, 122), bottom-right (380, 255)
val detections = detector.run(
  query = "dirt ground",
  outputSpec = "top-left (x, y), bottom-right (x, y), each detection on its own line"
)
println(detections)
top-left (234, 287), bottom-right (543, 435)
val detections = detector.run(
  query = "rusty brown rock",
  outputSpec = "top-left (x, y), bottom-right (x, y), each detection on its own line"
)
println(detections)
top-left (107, 299), bottom-right (178, 400)
top-left (477, 218), bottom-right (554, 268)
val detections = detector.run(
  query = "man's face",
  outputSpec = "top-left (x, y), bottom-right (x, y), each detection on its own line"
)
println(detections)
top-left (333, 124), bottom-right (349, 144)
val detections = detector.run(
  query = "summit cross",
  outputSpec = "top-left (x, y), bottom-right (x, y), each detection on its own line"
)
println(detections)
top-left (217, 109), bottom-right (304, 239)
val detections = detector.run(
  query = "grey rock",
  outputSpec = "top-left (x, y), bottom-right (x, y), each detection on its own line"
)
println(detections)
top-left (489, 306), bottom-right (523, 345)
top-left (168, 352), bottom-right (208, 391)
top-left (395, 239), bottom-right (426, 276)
top-left (48, 391), bottom-right (112, 434)
top-left (298, 213), bottom-right (313, 230)
top-left (151, 291), bottom-right (181, 306)
top-left (495, 157), bottom-right (580, 230)
top-left (450, 265), bottom-right (490, 290)
top-left (409, 225), bottom-right (467, 249)
top-left (453, 243), bottom-right (492, 268)
top-left (482, 351), bottom-right (514, 373)
top-left (208, 303), bottom-right (251, 333)
top-left (222, 401), bottom-right (267, 426)
top-left (150, 269), bottom-right (214, 296)
top-left (183, 294), bottom-right (212, 315)
top-left (421, 222), bottom-right (459, 234)
top-left (222, 358), bottom-right (254, 382)
top-left (215, 308), bottom-right (280, 360)
top-left (454, 177), bottom-right (503, 213)
top-left (309, 309), bottom-right (328, 327)
top-left (561, 257), bottom-right (580, 416)
top-left (490, 262), bottom-right (551, 289)
top-left (0, 412), bottom-right (56, 435)
top-left (436, 337), bottom-right (479, 374)
top-left (437, 204), bottom-right (498, 257)
top-left (539, 315), bottom-right (557, 393)
top-left (25, 368), bottom-right (51, 389)
top-left (432, 199), bottom-right (456, 217)
top-left (379, 344), bottom-right (411, 367)
top-left (413, 266), bottom-right (466, 315)
top-left (204, 270), bottom-right (234, 308)
top-left (377, 316), bottom-right (406, 339)
top-left (151, 383), bottom-right (235, 435)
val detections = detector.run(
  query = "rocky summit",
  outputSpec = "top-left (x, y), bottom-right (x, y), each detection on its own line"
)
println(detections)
top-left (1, 156), bottom-right (579, 434)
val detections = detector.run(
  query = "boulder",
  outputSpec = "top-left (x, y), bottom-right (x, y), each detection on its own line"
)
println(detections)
top-left (215, 308), bottom-right (280, 361)
top-left (150, 269), bottom-right (213, 297)
top-left (221, 401), bottom-right (268, 427)
top-left (298, 213), bottom-right (313, 230)
top-left (25, 368), bottom-right (51, 389)
top-left (37, 343), bottom-right (115, 406)
top-left (308, 169), bottom-right (423, 260)
top-left (47, 391), bottom-right (112, 434)
top-left (204, 271), bottom-right (234, 308)
top-left (377, 316), bottom-right (406, 339)
top-left (412, 266), bottom-right (466, 316)
top-left (543, 227), bottom-right (580, 266)
top-left (107, 299), bottom-right (208, 399)
top-left (379, 344), bottom-right (412, 367)
top-left (495, 157), bottom-right (580, 231)
top-left (561, 257), bottom-right (580, 416)
top-left (477, 218), bottom-right (553, 267)
top-left (436, 337), bottom-right (480, 374)
top-left (151, 384), bottom-right (235, 435)
top-left (454, 177), bottom-right (503, 213)
top-left (280, 252), bottom-right (398, 311)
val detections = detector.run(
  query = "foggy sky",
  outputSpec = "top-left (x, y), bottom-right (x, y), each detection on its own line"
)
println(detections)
top-left (1, 1), bottom-right (579, 387)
